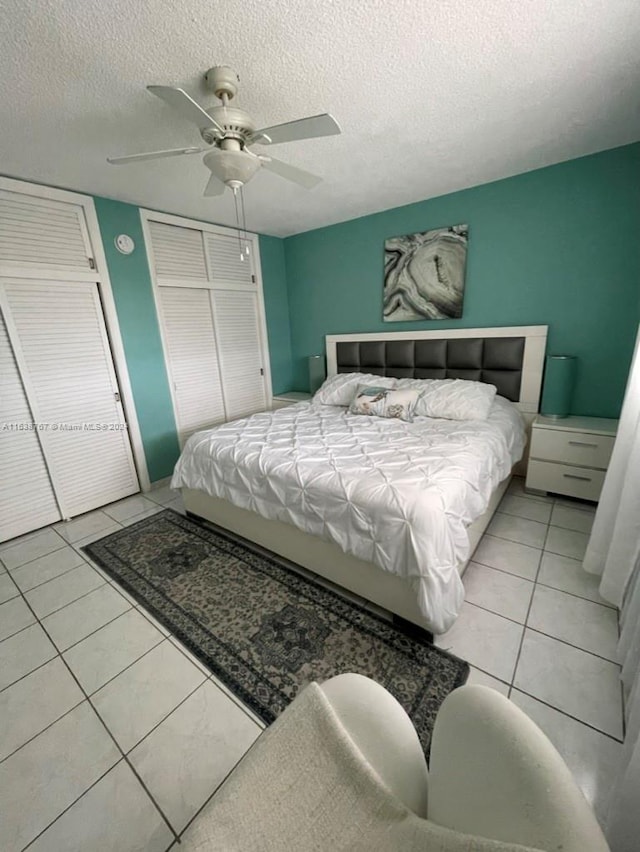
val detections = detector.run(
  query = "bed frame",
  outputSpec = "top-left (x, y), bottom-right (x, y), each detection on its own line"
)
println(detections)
top-left (183, 325), bottom-right (548, 631)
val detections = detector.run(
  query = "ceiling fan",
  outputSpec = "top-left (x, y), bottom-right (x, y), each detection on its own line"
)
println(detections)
top-left (107, 66), bottom-right (341, 196)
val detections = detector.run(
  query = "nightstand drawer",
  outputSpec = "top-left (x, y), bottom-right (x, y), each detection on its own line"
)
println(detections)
top-left (526, 459), bottom-right (604, 501)
top-left (529, 428), bottom-right (615, 469)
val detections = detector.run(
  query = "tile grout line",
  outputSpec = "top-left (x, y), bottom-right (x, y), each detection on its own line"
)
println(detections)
top-left (0, 541), bottom-right (69, 571)
top-left (175, 722), bottom-right (268, 843)
top-left (469, 556), bottom-right (615, 610)
top-left (1, 569), bottom-right (181, 845)
top-left (48, 602), bottom-right (135, 654)
top-left (464, 599), bottom-right (529, 628)
top-left (11, 558), bottom-right (90, 594)
top-left (0, 693), bottom-right (86, 766)
top-left (0, 617), bottom-right (38, 645)
top-left (507, 517), bottom-right (546, 699)
top-left (0, 649), bottom-right (58, 696)
top-left (27, 578), bottom-right (109, 621)
top-left (465, 584), bottom-right (620, 664)
top-left (20, 758), bottom-right (130, 851)
top-left (81, 632), bottom-right (167, 699)
top-left (499, 508), bottom-right (593, 535)
top-left (122, 676), bottom-right (208, 757)
top-left (534, 578), bottom-right (616, 610)
top-left (0, 525), bottom-right (69, 553)
top-left (0, 581), bottom-right (131, 649)
top-left (511, 686), bottom-right (625, 744)
top-left (523, 625), bottom-right (621, 666)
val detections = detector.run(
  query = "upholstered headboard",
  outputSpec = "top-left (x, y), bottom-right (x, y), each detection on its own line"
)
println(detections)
top-left (325, 326), bottom-right (548, 412)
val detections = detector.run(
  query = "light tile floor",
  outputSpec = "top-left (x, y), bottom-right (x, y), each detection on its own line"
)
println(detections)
top-left (437, 478), bottom-right (623, 824)
top-left (0, 478), bottom-right (623, 849)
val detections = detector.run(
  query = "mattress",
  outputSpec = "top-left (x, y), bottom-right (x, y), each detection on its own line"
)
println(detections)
top-left (171, 397), bottom-right (525, 633)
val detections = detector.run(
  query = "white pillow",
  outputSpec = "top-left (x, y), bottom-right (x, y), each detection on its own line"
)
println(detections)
top-left (396, 378), bottom-right (497, 420)
top-left (314, 372), bottom-right (396, 407)
top-left (348, 385), bottom-right (420, 422)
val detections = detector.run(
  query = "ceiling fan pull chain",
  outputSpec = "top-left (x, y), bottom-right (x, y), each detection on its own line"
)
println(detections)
top-left (232, 186), bottom-right (244, 260)
top-left (240, 186), bottom-right (250, 257)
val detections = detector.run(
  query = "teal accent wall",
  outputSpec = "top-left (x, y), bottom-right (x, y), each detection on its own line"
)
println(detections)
top-left (284, 143), bottom-right (640, 418)
top-left (94, 197), bottom-right (180, 481)
top-left (94, 197), bottom-right (291, 481)
top-left (258, 235), bottom-right (294, 394)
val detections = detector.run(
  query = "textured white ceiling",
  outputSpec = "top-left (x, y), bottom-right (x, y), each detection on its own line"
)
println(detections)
top-left (2, 0), bottom-right (639, 237)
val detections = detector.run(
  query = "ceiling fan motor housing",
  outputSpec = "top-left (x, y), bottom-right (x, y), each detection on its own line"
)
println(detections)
top-left (201, 106), bottom-right (255, 145)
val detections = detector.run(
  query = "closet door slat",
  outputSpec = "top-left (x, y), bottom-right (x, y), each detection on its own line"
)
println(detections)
top-left (212, 290), bottom-right (266, 420)
top-left (2, 280), bottom-right (139, 518)
top-left (159, 286), bottom-right (226, 444)
top-left (0, 309), bottom-right (61, 541)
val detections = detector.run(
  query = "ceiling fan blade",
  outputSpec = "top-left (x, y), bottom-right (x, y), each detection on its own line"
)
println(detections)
top-left (260, 156), bottom-right (322, 189)
top-left (203, 173), bottom-right (226, 197)
top-left (107, 147), bottom-right (203, 165)
top-left (251, 113), bottom-right (341, 145)
top-left (147, 85), bottom-right (224, 134)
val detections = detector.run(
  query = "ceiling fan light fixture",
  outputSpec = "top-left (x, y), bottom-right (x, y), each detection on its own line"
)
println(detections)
top-left (203, 148), bottom-right (260, 188)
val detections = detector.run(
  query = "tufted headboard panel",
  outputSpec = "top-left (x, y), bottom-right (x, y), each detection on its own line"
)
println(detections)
top-left (326, 326), bottom-right (548, 412)
top-left (335, 336), bottom-right (525, 402)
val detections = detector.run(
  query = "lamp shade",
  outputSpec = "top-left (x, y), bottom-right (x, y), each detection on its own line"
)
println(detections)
top-left (540, 355), bottom-right (577, 418)
top-left (308, 355), bottom-right (326, 394)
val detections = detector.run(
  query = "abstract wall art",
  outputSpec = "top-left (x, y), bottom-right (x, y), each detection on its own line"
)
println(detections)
top-left (383, 224), bottom-right (468, 321)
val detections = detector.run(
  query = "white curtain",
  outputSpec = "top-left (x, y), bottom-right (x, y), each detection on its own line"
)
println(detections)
top-left (583, 326), bottom-right (640, 603)
top-left (582, 324), bottom-right (640, 851)
top-left (606, 565), bottom-right (640, 852)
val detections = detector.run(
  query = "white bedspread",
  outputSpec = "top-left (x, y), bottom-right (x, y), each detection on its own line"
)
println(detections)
top-left (171, 397), bottom-right (525, 633)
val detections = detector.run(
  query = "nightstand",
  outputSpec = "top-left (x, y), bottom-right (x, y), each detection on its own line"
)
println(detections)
top-left (271, 391), bottom-right (312, 410)
top-left (526, 415), bottom-right (618, 501)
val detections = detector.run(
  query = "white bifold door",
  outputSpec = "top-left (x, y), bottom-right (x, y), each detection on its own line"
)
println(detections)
top-left (0, 188), bottom-right (139, 542)
top-left (147, 218), bottom-right (268, 446)
top-left (0, 308), bottom-right (60, 536)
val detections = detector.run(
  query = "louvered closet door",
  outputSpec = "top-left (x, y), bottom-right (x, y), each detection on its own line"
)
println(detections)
top-left (0, 310), bottom-right (62, 540)
top-left (1, 280), bottom-right (139, 519)
top-left (159, 287), bottom-right (226, 444)
top-left (212, 290), bottom-right (267, 420)
top-left (0, 190), bottom-right (93, 273)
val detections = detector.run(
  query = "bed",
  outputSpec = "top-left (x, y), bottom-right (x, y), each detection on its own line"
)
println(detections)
top-left (173, 326), bottom-right (547, 634)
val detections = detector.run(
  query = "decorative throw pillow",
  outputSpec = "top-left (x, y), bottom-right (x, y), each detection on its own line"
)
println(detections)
top-left (349, 385), bottom-right (420, 422)
top-left (314, 373), bottom-right (397, 407)
top-left (396, 378), bottom-right (497, 420)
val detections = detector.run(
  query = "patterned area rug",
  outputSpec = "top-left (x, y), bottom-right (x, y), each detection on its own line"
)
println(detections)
top-left (84, 510), bottom-right (468, 751)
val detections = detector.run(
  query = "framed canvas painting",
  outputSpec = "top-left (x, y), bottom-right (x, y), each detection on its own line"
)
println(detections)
top-left (383, 224), bottom-right (468, 321)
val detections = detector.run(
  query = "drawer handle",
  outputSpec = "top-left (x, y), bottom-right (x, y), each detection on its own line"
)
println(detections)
top-left (568, 440), bottom-right (598, 448)
top-left (563, 473), bottom-right (592, 482)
